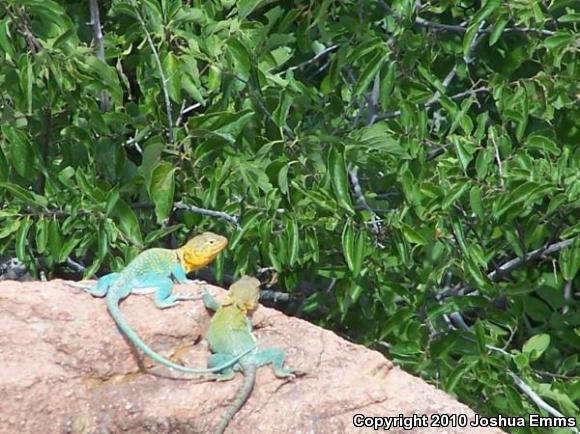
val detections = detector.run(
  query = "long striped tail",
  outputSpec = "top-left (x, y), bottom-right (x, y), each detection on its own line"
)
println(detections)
top-left (105, 296), bottom-right (252, 374)
top-left (215, 363), bottom-right (257, 434)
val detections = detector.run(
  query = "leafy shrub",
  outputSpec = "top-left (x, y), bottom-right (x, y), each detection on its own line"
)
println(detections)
top-left (0, 1), bottom-right (578, 431)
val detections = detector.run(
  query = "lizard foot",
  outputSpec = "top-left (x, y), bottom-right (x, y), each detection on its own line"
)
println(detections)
top-left (174, 293), bottom-right (203, 301)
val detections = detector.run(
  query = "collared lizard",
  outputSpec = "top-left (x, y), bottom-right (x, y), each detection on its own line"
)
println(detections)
top-left (203, 275), bottom-right (297, 434)
top-left (69, 232), bottom-right (252, 374)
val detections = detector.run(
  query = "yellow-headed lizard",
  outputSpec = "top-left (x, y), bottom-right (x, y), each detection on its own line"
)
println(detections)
top-left (70, 232), bottom-right (253, 373)
top-left (203, 275), bottom-right (298, 434)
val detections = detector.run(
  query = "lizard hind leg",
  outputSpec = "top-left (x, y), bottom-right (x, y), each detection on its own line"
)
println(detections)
top-left (129, 274), bottom-right (179, 309)
top-left (255, 348), bottom-right (296, 378)
top-left (84, 272), bottom-right (121, 297)
top-left (208, 353), bottom-right (237, 381)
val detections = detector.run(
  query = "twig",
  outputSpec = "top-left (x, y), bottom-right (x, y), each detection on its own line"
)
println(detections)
top-left (377, 86), bottom-right (490, 120)
top-left (423, 20), bottom-right (486, 109)
top-left (490, 130), bottom-right (505, 190)
top-left (562, 280), bottom-right (572, 315)
top-left (174, 202), bottom-right (240, 228)
top-left (439, 237), bottom-right (577, 299)
top-left (260, 289), bottom-right (295, 303)
top-left (443, 316), bottom-right (575, 427)
top-left (176, 101), bottom-right (202, 126)
top-left (287, 44), bottom-right (339, 72)
top-left (487, 238), bottom-right (576, 282)
top-left (414, 16), bottom-right (466, 33)
top-left (380, 1), bottom-right (556, 37)
top-left (131, 2), bottom-right (174, 144)
top-left (504, 27), bottom-right (555, 36)
top-left (126, 134), bottom-right (143, 154)
top-left (2, 4), bottom-right (43, 53)
top-left (347, 164), bottom-right (381, 234)
top-left (509, 372), bottom-right (576, 430)
top-left (414, 17), bottom-right (556, 37)
top-left (66, 257), bottom-right (86, 273)
top-left (88, 0), bottom-right (109, 112)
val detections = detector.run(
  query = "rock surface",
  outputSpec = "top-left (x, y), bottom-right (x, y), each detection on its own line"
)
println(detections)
top-left (0, 280), bottom-right (504, 434)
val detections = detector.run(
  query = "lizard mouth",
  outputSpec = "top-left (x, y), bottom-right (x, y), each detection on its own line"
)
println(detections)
top-left (182, 238), bottom-right (228, 272)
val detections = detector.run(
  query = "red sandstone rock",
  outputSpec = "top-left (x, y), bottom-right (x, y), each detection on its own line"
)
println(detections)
top-left (0, 280), bottom-right (504, 434)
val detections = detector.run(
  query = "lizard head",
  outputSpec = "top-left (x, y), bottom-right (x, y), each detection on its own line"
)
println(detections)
top-left (179, 232), bottom-right (228, 273)
top-left (226, 275), bottom-right (261, 313)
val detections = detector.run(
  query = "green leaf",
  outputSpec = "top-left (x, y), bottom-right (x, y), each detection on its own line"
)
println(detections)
top-left (148, 162), bottom-right (176, 224)
top-left (81, 56), bottom-right (122, 104)
top-left (16, 216), bottom-right (32, 260)
top-left (442, 183), bottom-right (469, 209)
top-left (379, 62), bottom-right (396, 111)
top-left (278, 164), bottom-right (289, 195)
top-left (560, 238), bottom-right (580, 281)
top-left (0, 147), bottom-right (8, 182)
top-left (2, 125), bottom-right (35, 179)
top-left (187, 110), bottom-right (254, 144)
top-left (474, 320), bottom-right (486, 353)
top-left (229, 210), bottom-right (261, 250)
top-left (0, 182), bottom-right (47, 208)
top-left (522, 334), bottom-right (550, 361)
top-left (36, 218), bottom-right (48, 254)
top-left (464, 257), bottom-right (488, 288)
top-left (446, 362), bottom-right (476, 393)
top-left (494, 182), bottom-right (542, 219)
top-left (0, 18), bottom-right (15, 59)
top-left (469, 186), bottom-right (484, 220)
top-left (328, 147), bottom-right (354, 213)
top-left (238, 0), bottom-right (262, 18)
top-left (489, 14), bottom-right (509, 46)
top-left (111, 200), bottom-right (142, 245)
top-left (286, 216), bottom-right (299, 267)
top-left (0, 218), bottom-right (20, 239)
top-left (525, 133), bottom-right (561, 156)
top-left (355, 49), bottom-right (386, 96)
top-left (452, 136), bottom-right (476, 172)
top-left (58, 237), bottom-right (81, 263)
top-left (227, 38), bottom-right (251, 80)
top-left (402, 224), bottom-right (427, 246)
top-left (162, 52), bottom-right (182, 102)
top-left (463, 0), bottom-right (500, 58)
top-left (544, 31), bottom-right (573, 50)
top-left (355, 122), bottom-right (409, 157)
top-left (341, 220), bottom-right (365, 275)
top-left (48, 218), bottom-right (63, 259)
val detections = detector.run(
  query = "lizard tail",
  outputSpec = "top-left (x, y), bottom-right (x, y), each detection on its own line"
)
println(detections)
top-left (215, 363), bottom-right (257, 434)
top-left (105, 297), bottom-right (251, 374)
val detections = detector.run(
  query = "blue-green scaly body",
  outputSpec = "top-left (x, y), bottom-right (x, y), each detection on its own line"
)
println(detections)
top-left (74, 233), bottom-right (253, 374)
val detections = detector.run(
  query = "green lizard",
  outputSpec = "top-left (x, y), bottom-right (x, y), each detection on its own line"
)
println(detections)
top-left (70, 232), bottom-right (253, 374)
top-left (203, 275), bottom-right (297, 434)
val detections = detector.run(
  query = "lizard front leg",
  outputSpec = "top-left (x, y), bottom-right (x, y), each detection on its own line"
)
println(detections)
top-left (171, 264), bottom-right (205, 300)
top-left (202, 290), bottom-right (221, 311)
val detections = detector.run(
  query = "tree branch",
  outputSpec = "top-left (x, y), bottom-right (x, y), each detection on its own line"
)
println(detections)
top-left (377, 86), bottom-right (490, 120)
top-left (347, 164), bottom-right (381, 234)
top-left (508, 372), bottom-right (575, 428)
top-left (487, 238), bottom-right (576, 283)
top-left (174, 202), bottom-right (240, 228)
top-left (89, 0), bottom-right (110, 112)
top-left (439, 237), bottom-right (578, 299)
top-left (287, 44), bottom-right (339, 72)
top-left (131, 2), bottom-right (174, 145)
top-left (379, 1), bottom-right (556, 37)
